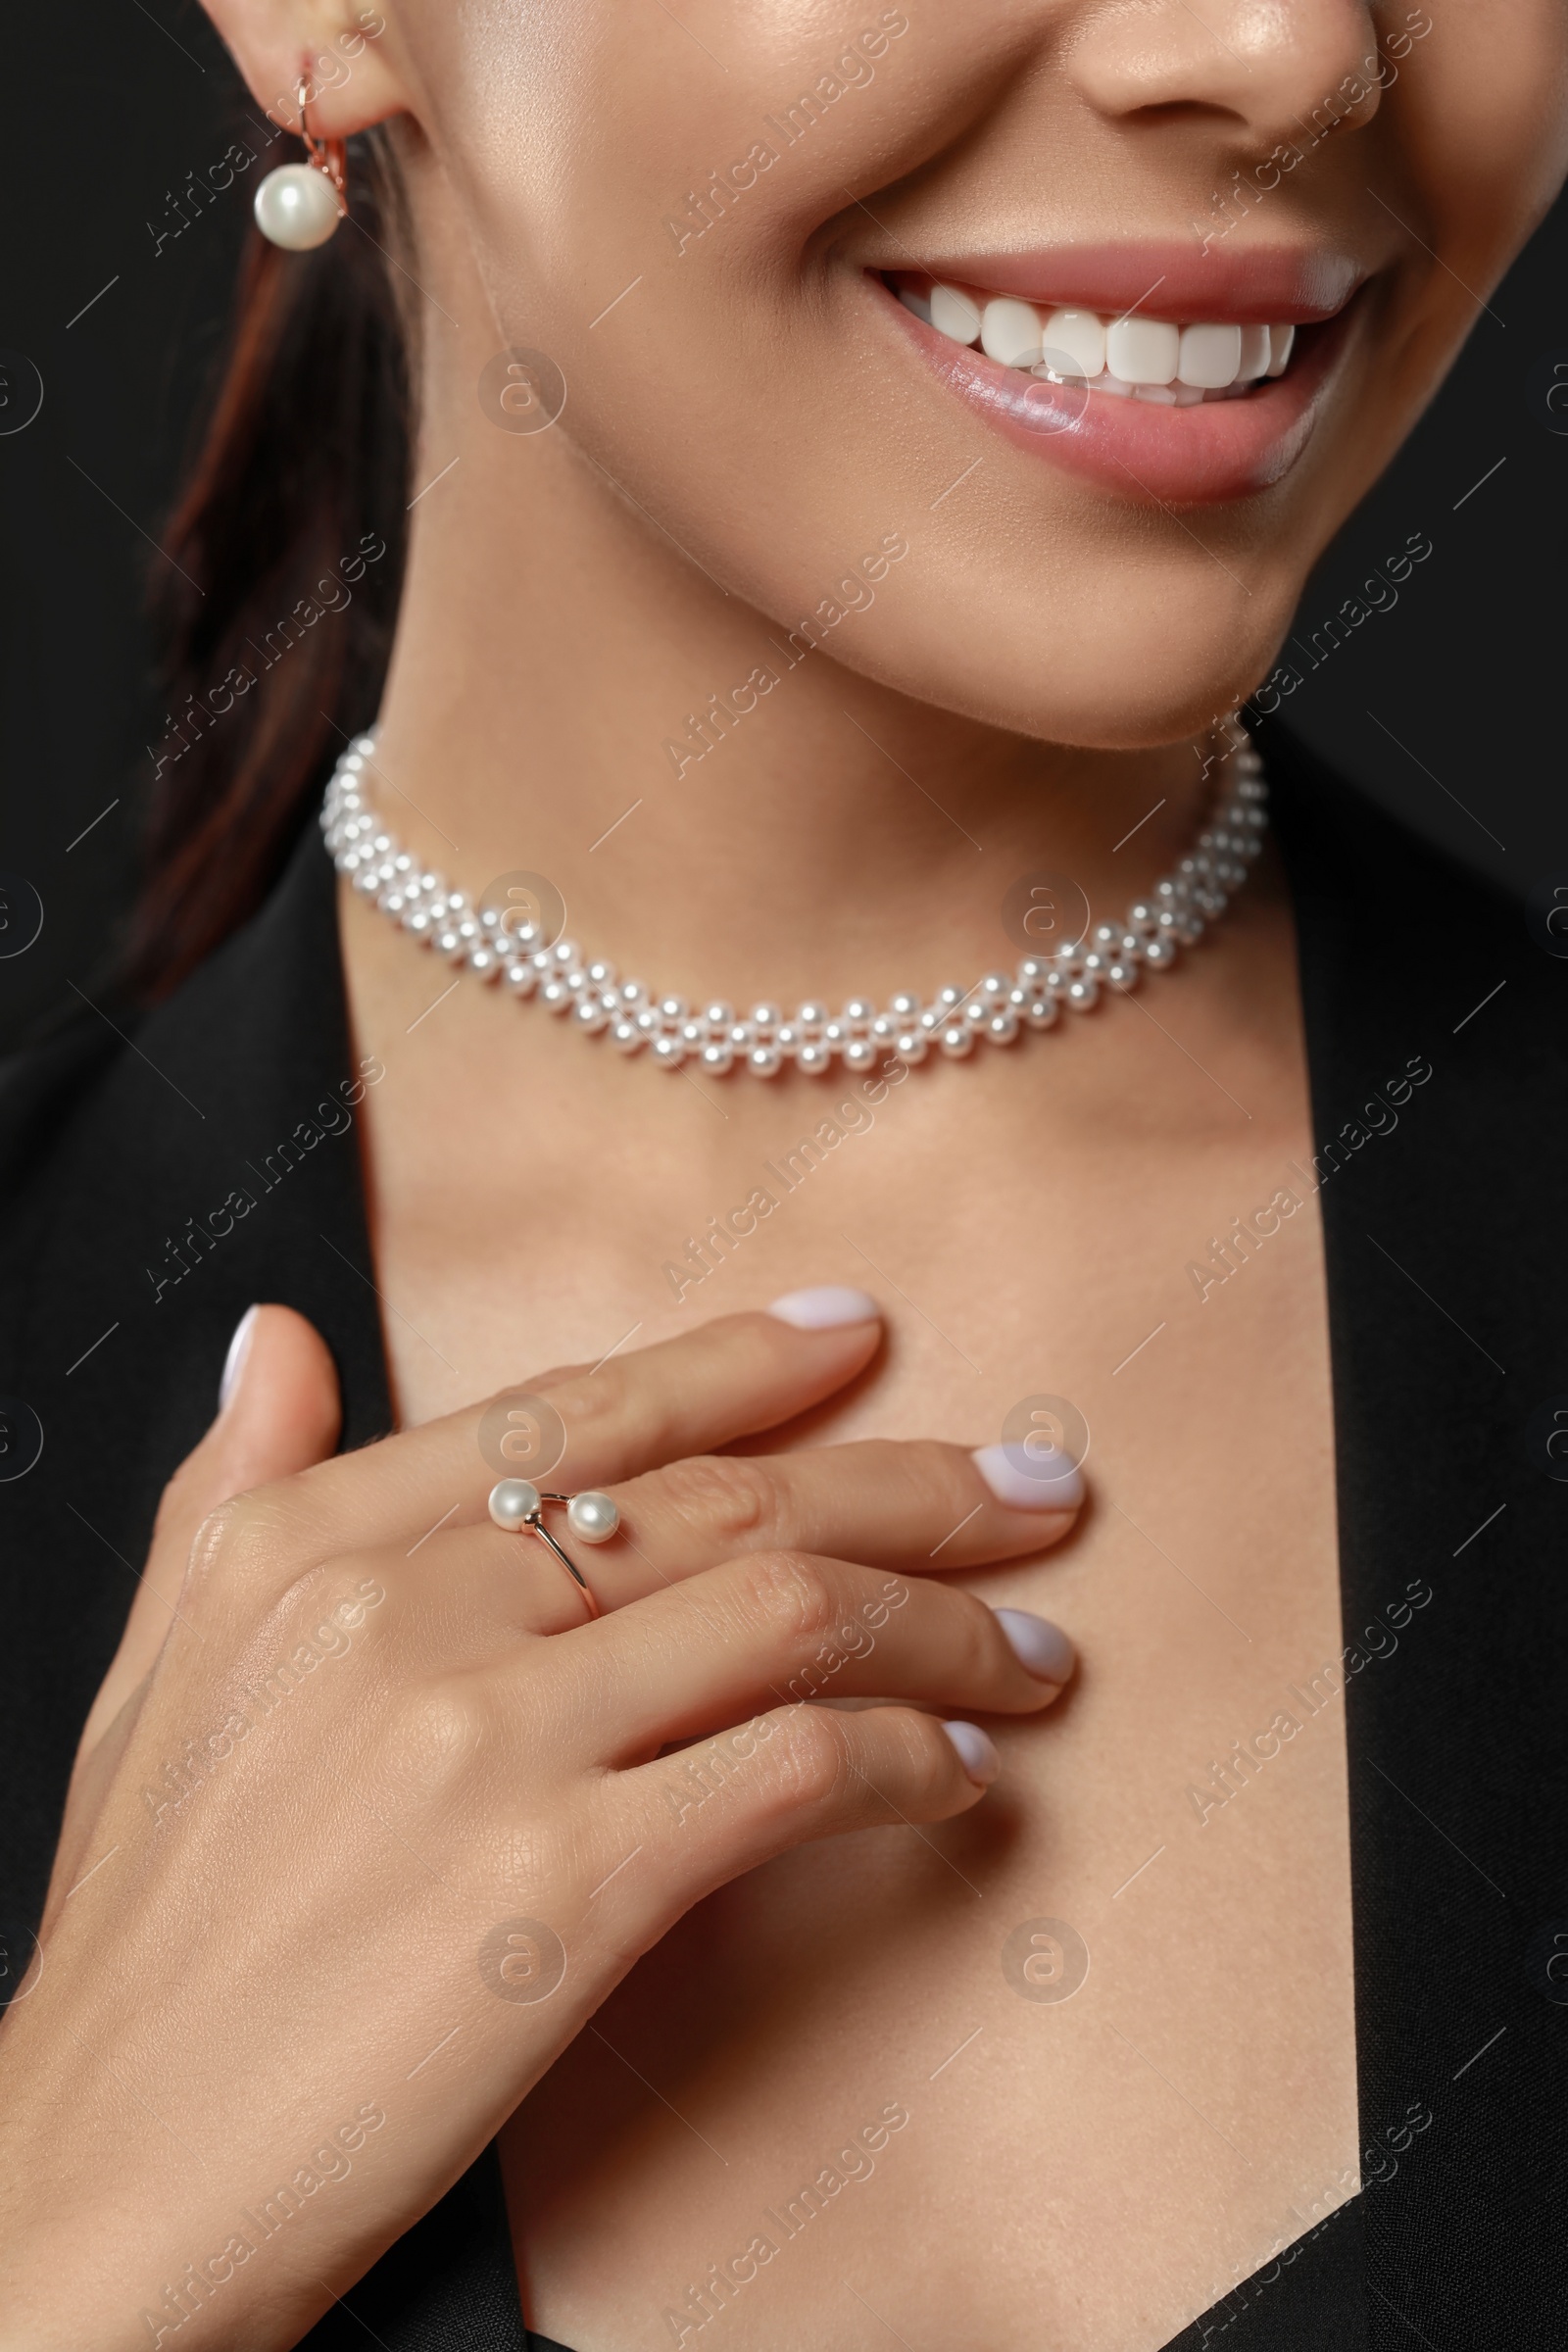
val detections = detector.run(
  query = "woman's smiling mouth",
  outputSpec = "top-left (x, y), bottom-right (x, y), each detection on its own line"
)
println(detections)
top-left (875, 247), bottom-right (1371, 509)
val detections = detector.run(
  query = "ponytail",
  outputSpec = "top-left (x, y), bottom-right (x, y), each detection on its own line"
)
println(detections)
top-left (129, 125), bottom-right (414, 1001)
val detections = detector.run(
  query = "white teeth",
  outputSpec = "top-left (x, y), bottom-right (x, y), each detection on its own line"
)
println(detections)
top-left (980, 296), bottom-right (1045, 367)
top-left (1176, 321), bottom-right (1242, 389)
top-left (1237, 323), bottom-right (1272, 380)
top-left (1041, 307), bottom-right (1105, 379)
top-left (930, 282), bottom-right (982, 345)
top-left (914, 280), bottom-right (1299, 402)
top-left (1105, 316), bottom-right (1179, 386)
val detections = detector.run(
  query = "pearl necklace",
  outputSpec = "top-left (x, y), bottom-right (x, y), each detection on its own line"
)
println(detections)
top-left (322, 727), bottom-right (1268, 1077)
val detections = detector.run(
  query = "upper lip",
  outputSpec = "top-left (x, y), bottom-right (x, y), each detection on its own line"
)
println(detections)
top-left (897, 243), bottom-right (1368, 323)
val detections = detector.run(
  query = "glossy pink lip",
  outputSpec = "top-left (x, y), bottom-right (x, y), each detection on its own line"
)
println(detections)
top-left (910, 243), bottom-right (1365, 323)
top-left (878, 278), bottom-right (1364, 508)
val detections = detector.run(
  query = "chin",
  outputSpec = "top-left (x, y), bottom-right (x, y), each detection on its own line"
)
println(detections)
top-left (841, 573), bottom-right (1302, 751)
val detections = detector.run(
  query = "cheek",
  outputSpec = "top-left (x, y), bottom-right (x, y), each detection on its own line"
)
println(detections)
top-left (1395, 5), bottom-right (1568, 304)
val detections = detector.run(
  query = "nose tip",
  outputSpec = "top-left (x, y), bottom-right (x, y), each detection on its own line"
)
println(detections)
top-left (1062, 0), bottom-right (1387, 158)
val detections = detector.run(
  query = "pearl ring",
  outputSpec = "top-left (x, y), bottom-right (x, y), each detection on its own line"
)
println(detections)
top-left (487, 1480), bottom-right (619, 1620)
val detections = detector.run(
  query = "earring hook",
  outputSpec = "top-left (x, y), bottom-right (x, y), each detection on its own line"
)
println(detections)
top-left (296, 75), bottom-right (347, 213)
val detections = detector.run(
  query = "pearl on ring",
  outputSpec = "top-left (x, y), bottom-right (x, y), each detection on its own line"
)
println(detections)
top-left (488, 1478), bottom-right (541, 1531)
top-left (254, 163), bottom-right (342, 250)
top-left (565, 1491), bottom-right (620, 1544)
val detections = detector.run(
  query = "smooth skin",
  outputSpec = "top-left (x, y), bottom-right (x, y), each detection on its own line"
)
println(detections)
top-left (8, 0), bottom-right (1566, 2348)
top-left (4, 1303), bottom-right (1078, 2351)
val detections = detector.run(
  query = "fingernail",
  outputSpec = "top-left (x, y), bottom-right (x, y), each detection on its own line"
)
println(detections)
top-left (766, 1286), bottom-right (880, 1330)
top-left (943, 1721), bottom-right (1001, 1786)
top-left (219, 1306), bottom-right (259, 1412)
top-left (995, 1608), bottom-right (1076, 1685)
top-left (972, 1442), bottom-right (1084, 1510)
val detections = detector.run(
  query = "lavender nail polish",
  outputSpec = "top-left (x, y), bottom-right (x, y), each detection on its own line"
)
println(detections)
top-left (995, 1608), bottom-right (1076, 1684)
top-left (767, 1286), bottom-right (880, 1330)
top-left (943, 1720), bottom-right (1001, 1785)
top-left (972, 1442), bottom-right (1084, 1510)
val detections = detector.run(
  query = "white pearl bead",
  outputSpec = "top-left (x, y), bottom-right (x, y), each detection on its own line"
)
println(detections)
top-left (489, 1479), bottom-right (541, 1531)
top-left (566, 1491), bottom-right (620, 1544)
top-left (254, 163), bottom-right (341, 250)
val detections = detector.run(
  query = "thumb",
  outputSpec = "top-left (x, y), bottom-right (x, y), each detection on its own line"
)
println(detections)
top-left (74, 1304), bottom-right (343, 1763)
top-left (201, 1301), bottom-right (345, 1516)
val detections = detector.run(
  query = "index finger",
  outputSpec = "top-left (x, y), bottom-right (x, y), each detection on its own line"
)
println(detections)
top-left (235, 1297), bottom-right (885, 1567)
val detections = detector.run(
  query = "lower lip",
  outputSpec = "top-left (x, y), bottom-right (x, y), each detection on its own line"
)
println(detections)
top-left (878, 281), bottom-right (1354, 508)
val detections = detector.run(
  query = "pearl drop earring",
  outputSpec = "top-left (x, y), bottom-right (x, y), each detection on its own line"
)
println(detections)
top-left (254, 77), bottom-right (347, 251)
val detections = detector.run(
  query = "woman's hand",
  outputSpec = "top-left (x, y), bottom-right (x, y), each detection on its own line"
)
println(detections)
top-left (0, 1291), bottom-right (1081, 2352)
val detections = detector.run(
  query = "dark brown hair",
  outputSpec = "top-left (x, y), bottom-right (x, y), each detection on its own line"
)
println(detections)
top-left (128, 126), bottom-right (414, 1001)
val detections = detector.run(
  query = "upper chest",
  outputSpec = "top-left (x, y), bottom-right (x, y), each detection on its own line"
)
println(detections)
top-left (343, 941), bottom-right (1356, 2351)
top-left (485, 1132), bottom-right (1352, 2351)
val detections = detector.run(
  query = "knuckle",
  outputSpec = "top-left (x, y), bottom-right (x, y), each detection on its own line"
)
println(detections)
top-left (736, 1549), bottom-right (840, 1647)
top-left (657, 1454), bottom-right (779, 1548)
top-left (769, 1705), bottom-right (854, 1812)
top-left (182, 1489), bottom-right (293, 1604)
top-left (380, 1674), bottom-right (495, 1791)
top-left (543, 1359), bottom-right (646, 1449)
top-left (553, 1363), bottom-right (616, 1430)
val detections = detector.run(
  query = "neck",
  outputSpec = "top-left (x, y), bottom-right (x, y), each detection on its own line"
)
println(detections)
top-left (370, 395), bottom-right (1217, 1011)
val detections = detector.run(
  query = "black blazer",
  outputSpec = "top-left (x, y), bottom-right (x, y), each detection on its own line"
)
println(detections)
top-left (1, 725), bottom-right (1563, 2351)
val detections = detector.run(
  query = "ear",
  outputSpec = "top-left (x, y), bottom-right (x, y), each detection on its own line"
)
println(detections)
top-left (199, 0), bottom-right (411, 140)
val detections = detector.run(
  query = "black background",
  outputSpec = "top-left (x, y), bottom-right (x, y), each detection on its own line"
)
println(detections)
top-left (3, 0), bottom-right (1565, 1053)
